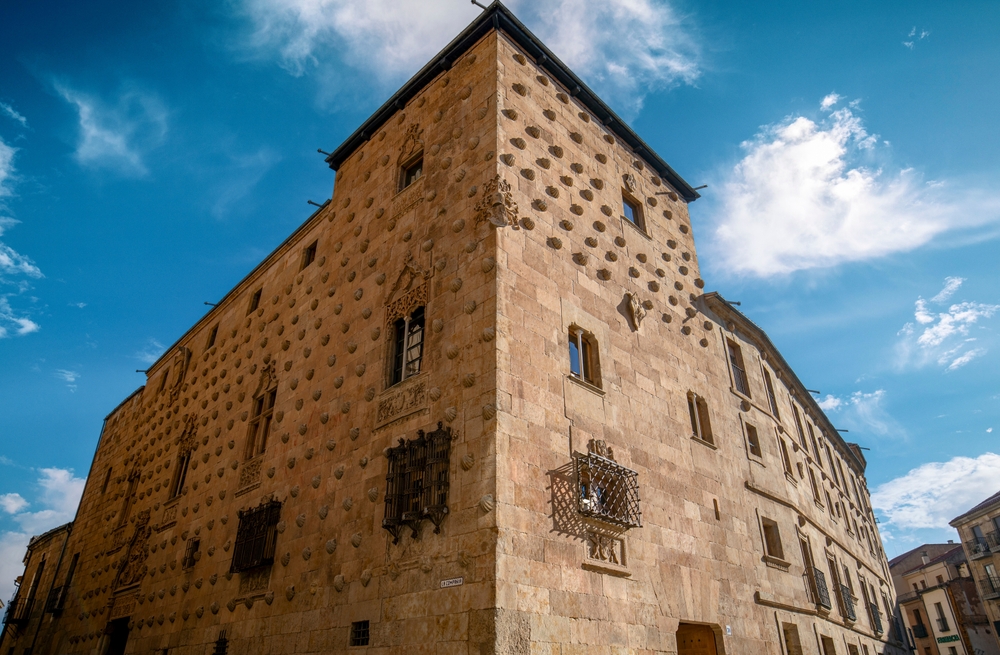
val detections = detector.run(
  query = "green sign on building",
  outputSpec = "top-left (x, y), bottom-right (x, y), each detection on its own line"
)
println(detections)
top-left (937, 634), bottom-right (960, 643)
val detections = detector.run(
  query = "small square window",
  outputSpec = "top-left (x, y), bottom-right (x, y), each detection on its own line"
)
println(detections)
top-left (247, 288), bottom-right (262, 315)
top-left (400, 154), bottom-right (423, 191)
top-left (350, 621), bottom-right (370, 647)
top-left (300, 241), bottom-right (317, 270)
top-left (622, 193), bottom-right (644, 231)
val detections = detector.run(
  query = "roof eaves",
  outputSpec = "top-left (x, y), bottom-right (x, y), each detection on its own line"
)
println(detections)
top-left (949, 488), bottom-right (1000, 526)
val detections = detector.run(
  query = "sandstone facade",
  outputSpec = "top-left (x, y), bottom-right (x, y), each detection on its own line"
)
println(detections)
top-left (1, 5), bottom-right (904, 654)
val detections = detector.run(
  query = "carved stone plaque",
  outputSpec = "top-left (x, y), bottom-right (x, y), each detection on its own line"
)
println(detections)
top-left (236, 457), bottom-right (263, 496)
top-left (238, 566), bottom-right (271, 596)
top-left (376, 378), bottom-right (428, 428)
top-left (109, 592), bottom-right (138, 620)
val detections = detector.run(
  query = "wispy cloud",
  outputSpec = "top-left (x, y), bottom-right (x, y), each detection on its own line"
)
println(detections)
top-left (0, 102), bottom-right (28, 129)
top-left (211, 148), bottom-right (281, 219)
top-left (54, 369), bottom-right (79, 392)
top-left (897, 278), bottom-right (999, 371)
top-left (69, 302), bottom-right (86, 309)
top-left (0, 467), bottom-right (85, 603)
top-left (903, 26), bottom-right (930, 50)
top-left (0, 142), bottom-right (43, 339)
top-left (135, 338), bottom-right (165, 365)
top-left (871, 453), bottom-right (1000, 530)
top-left (55, 83), bottom-right (168, 176)
top-left (236, 0), bottom-right (700, 116)
top-left (820, 389), bottom-right (905, 439)
top-left (0, 139), bottom-right (16, 198)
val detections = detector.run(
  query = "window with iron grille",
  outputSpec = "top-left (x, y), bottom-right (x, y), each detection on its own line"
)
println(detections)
top-left (727, 340), bottom-right (750, 397)
top-left (182, 538), bottom-right (200, 569)
top-left (350, 621), bottom-right (370, 647)
top-left (245, 388), bottom-right (276, 460)
top-left (383, 423), bottom-right (453, 543)
top-left (230, 499), bottom-right (281, 573)
top-left (576, 451), bottom-right (641, 528)
top-left (390, 306), bottom-right (425, 386)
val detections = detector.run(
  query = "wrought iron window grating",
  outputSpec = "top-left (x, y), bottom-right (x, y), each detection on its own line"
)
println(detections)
top-left (383, 422), bottom-right (453, 543)
top-left (575, 451), bottom-right (641, 528)
top-left (230, 499), bottom-right (281, 573)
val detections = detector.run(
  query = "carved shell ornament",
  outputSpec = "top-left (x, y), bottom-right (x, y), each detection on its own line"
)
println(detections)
top-left (623, 172), bottom-right (637, 194)
top-left (475, 174), bottom-right (519, 228)
top-left (626, 292), bottom-right (646, 330)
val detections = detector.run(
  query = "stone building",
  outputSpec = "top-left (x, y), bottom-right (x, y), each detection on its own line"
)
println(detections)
top-left (1, 3), bottom-right (903, 654)
top-left (890, 543), bottom-right (1000, 655)
top-left (950, 490), bottom-right (1000, 648)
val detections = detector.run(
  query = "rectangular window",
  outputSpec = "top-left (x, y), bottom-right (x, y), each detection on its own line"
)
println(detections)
top-left (808, 424), bottom-right (822, 468)
top-left (391, 306), bottom-right (425, 386)
top-left (245, 388), bottom-right (277, 460)
top-left (762, 367), bottom-right (780, 418)
top-left (300, 240), bottom-right (317, 270)
top-left (168, 449), bottom-right (192, 499)
top-left (247, 288), bottom-right (262, 315)
top-left (101, 467), bottom-right (113, 494)
top-left (782, 623), bottom-right (804, 655)
top-left (762, 518), bottom-right (785, 560)
top-left (847, 645), bottom-right (859, 655)
top-left (568, 327), bottom-right (600, 387)
top-left (231, 499), bottom-right (281, 573)
top-left (808, 468), bottom-right (822, 504)
top-left (820, 635), bottom-right (837, 655)
top-left (687, 392), bottom-right (713, 445)
top-left (622, 192), bottom-right (645, 231)
top-left (182, 538), bottom-right (200, 569)
top-left (727, 340), bottom-right (750, 397)
top-left (350, 621), bottom-right (370, 647)
top-left (206, 324), bottom-right (218, 349)
top-left (934, 602), bottom-right (949, 632)
top-left (119, 475), bottom-right (138, 526)
top-left (746, 423), bottom-right (762, 458)
top-left (400, 154), bottom-right (423, 191)
top-left (793, 405), bottom-right (807, 449)
top-left (778, 438), bottom-right (794, 476)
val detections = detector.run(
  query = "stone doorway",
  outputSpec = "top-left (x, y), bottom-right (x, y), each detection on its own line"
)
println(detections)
top-left (105, 617), bottom-right (130, 655)
top-left (677, 622), bottom-right (719, 655)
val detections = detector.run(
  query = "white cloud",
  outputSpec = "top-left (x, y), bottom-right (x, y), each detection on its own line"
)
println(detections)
top-left (0, 468), bottom-right (85, 603)
top-left (0, 494), bottom-right (27, 514)
top-left (0, 138), bottom-right (16, 199)
top-left (871, 453), bottom-right (1000, 530)
top-left (706, 99), bottom-right (1000, 277)
top-left (0, 139), bottom-right (44, 338)
top-left (931, 276), bottom-right (964, 302)
top-left (69, 302), bottom-right (86, 309)
top-left (820, 93), bottom-right (841, 111)
top-left (0, 102), bottom-right (28, 129)
top-left (947, 347), bottom-right (986, 370)
top-left (135, 338), bottom-right (166, 365)
top-left (818, 394), bottom-right (843, 411)
top-left (211, 148), bottom-right (281, 219)
top-left (55, 83), bottom-right (168, 176)
top-left (237, 0), bottom-right (699, 116)
top-left (54, 369), bottom-right (79, 392)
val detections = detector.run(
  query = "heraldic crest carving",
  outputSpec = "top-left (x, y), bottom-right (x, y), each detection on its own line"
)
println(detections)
top-left (475, 175), bottom-right (519, 228)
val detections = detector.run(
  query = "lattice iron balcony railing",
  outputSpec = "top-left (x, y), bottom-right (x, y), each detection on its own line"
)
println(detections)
top-left (837, 584), bottom-right (856, 621)
top-left (575, 451), bottom-right (641, 528)
top-left (383, 423), bottom-right (453, 543)
top-left (2, 596), bottom-right (33, 627)
top-left (912, 624), bottom-right (929, 639)
top-left (869, 603), bottom-right (883, 635)
top-left (981, 574), bottom-right (1000, 600)
top-left (810, 567), bottom-right (832, 610)
top-left (967, 538), bottom-right (992, 560)
top-left (988, 531), bottom-right (1000, 552)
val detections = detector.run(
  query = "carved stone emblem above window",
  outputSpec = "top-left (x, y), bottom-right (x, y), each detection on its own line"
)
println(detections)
top-left (475, 175), bottom-right (519, 228)
top-left (623, 172), bottom-right (637, 194)
top-left (399, 123), bottom-right (424, 165)
top-left (113, 509), bottom-right (152, 590)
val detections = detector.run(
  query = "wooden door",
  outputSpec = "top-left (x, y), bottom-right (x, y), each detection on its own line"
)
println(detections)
top-left (677, 623), bottom-right (718, 655)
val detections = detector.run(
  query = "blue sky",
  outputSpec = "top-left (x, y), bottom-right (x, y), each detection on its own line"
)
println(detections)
top-left (1, 0), bottom-right (999, 600)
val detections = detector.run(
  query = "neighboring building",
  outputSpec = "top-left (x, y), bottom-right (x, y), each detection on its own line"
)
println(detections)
top-left (0, 4), bottom-right (903, 654)
top-left (951, 490), bottom-right (1000, 651)
top-left (890, 544), bottom-right (1000, 655)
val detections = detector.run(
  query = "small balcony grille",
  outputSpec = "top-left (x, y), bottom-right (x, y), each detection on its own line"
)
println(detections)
top-left (987, 531), bottom-right (1000, 552)
top-left (575, 451), bottom-right (641, 528)
top-left (2, 596), bottom-right (33, 627)
top-left (912, 624), bottom-right (929, 639)
top-left (811, 567), bottom-right (832, 610)
top-left (967, 538), bottom-right (992, 559)
top-left (838, 584), bottom-right (856, 621)
top-left (230, 499), bottom-right (281, 573)
top-left (981, 574), bottom-right (1000, 600)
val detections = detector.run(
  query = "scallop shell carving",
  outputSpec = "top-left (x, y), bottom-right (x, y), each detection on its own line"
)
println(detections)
top-left (479, 494), bottom-right (495, 513)
top-left (342, 497), bottom-right (353, 511)
top-left (333, 575), bottom-right (345, 592)
top-left (281, 552), bottom-right (291, 566)
top-left (368, 487), bottom-right (379, 502)
top-left (464, 300), bottom-right (477, 314)
top-left (301, 547), bottom-right (311, 561)
top-left (350, 427), bottom-right (361, 440)
top-left (452, 219), bottom-right (465, 232)
top-left (326, 539), bottom-right (337, 554)
top-left (365, 387), bottom-right (376, 401)
top-left (482, 257), bottom-right (496, 273)
top-left (334, 465), bottom-right (345, 479)
top-left (446, 345), bottom-right (460, 360)
top-left (360, 569), bottom-right (372, 587)
top-left (428, 387), bottom-right (442, 401)
top-left (351, 533), bottom-right (362, 548)
top-left (450, 278), bottom-right (463, 292)
top-left (461, 453), bottom-right (475, 471)
top-left (319, 505), bottom-right (329, 519)
top-left (482, 404), bottom-right (497, 421)
top-left (462, 373), bottom-right (476, 388)
top-left (444, 407), bottom-right (458, 422)
top-left (355, 364), bottom-right (366, 377)
top-left (482, 327), bottom-right (496, 342)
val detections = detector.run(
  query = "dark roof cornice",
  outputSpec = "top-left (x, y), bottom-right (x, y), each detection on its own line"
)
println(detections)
top-left (324, 1), bottom-right (699, 203)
